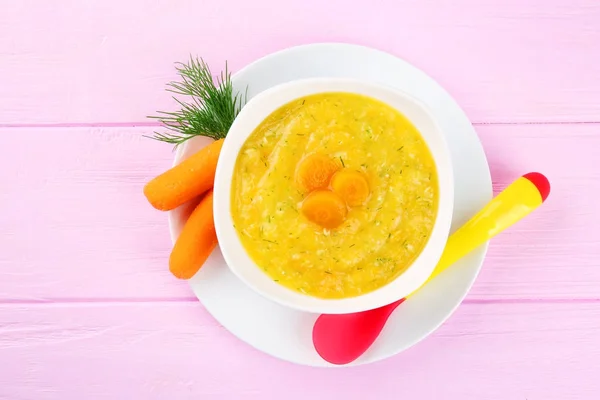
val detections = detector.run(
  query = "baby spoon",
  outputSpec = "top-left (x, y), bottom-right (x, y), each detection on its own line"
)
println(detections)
top-left (312, 172), bottom-right (550, 365)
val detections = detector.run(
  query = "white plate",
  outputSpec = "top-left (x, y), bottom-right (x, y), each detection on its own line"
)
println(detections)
top-left (169, 43), bottom-right (492, 367)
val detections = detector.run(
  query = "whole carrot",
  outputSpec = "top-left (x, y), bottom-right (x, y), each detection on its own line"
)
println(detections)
top-left (145, 58), bottom-right (244, 279)
top-left (144, 138), bottom-right (224, 211)
top-left (169, 190), bottom-right (218, 279)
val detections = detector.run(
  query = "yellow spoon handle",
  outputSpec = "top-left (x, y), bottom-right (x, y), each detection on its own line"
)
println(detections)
top-left (406, 172), bottom-right (550, 298)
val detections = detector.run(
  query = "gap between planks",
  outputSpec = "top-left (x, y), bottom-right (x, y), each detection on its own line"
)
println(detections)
top-left (1, 120), bottom-right (600, 129)
top-left (0, 297), bottom-right (599, 307)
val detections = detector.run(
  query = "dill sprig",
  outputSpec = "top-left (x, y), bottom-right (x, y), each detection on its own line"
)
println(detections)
top-left (148, 56), bottom-right (245, 146)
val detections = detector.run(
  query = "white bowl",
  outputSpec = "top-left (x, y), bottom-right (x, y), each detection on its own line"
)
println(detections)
top-left (213, 78), bottom-right (454, 314)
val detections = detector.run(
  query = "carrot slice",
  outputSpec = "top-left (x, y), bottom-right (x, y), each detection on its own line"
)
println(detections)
top-left (169, 190), bottom-right (218, 279)
top-left (330, 169), bottom-right (370, 206)
top-left (295, 153), bottom-right (340, 193)
top-left (144, 138), bottom-right (224, 211)
top-left (301, 190), bottom-right (348, 229)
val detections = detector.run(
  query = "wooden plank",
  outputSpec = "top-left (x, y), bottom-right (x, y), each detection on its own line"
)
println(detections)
top-left (0, 127), bottom-right (187, 300)
top-left (1, 0), bottom-right (600, 124)
top-left (476, 123), bottom-right (600, 299)
top-left (0, 124), bottom-right (598, 301)
top-left (0, 301), bottom-right (598, 399)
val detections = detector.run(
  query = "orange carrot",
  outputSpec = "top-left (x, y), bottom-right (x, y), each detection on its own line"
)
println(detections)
top-left (331, 169), bottom-right (370, 206)
top-left (301, 190), bottom-right (348, 229)
top-left (295, 153), bottom-right (340, 193)
top-left (169, 190), bottom-right (218, 279)
top-left (144, 138), bottom-right (224, 211)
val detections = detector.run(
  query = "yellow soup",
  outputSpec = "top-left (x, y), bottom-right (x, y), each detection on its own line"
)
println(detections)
top-left (231, 92), bottom-right (438, 299)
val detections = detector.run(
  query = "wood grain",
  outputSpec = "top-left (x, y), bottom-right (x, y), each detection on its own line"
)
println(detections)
top-left (1, 124), bottom-right (598, 302)
top-left (477, 123), bottom-right (600, 299)
top-left (1, 0), bottom-right (599, 125)
top-left (0, 301), bottom-right (598, 399)
top-left (0, 127), bottom-right (184, 301)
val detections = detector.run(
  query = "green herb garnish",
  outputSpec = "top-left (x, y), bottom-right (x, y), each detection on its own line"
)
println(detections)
top-left (148, 56), bottom-right (245, 146)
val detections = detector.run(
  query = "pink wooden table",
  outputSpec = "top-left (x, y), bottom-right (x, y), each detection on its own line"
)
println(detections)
top-left (2, 1), bottom-right (599, 398)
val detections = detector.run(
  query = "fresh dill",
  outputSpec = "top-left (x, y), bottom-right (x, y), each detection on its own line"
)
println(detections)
top-left (147, 56), bottom-right (245, 146)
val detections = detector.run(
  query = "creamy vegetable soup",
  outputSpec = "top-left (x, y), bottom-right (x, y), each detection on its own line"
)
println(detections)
top-left (230, 92), bottom-right (438, 299)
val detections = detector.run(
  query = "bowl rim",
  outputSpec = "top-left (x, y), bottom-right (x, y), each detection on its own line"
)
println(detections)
top-left (213, 77), bottom-right (454, 314)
